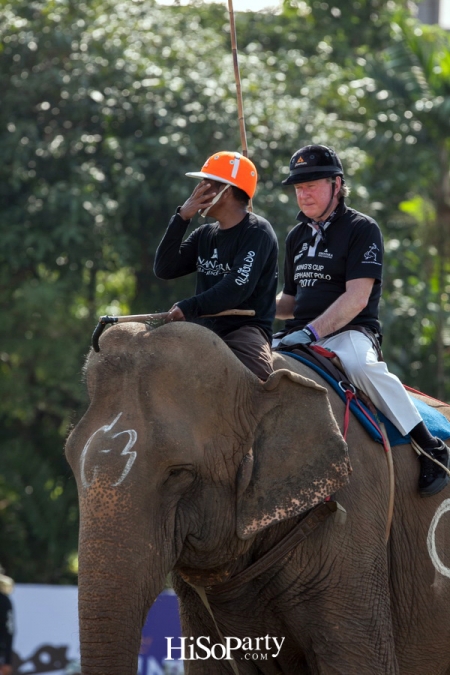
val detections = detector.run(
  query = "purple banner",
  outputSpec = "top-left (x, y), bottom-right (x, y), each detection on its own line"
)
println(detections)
top-left (138, 590), bottom-right (183, 675)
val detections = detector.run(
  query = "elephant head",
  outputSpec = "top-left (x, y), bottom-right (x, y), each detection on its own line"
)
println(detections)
top-left (65, 321), bottom-right (349, 675)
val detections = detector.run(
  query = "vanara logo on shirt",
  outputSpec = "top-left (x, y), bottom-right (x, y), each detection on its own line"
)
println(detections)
top-left (197, 256), bottom-right (231, 275)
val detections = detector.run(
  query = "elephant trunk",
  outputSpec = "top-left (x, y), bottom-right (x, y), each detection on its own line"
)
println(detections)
top-left (78, 578), bottom-right (144, 675)
top-left (76, 486), bottom-right (173, 675)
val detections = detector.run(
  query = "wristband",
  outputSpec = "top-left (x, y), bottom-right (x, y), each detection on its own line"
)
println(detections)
top-left (175, 206), bottom-right (190, 222)
top-left (306, 323), bottom-right (320, 341)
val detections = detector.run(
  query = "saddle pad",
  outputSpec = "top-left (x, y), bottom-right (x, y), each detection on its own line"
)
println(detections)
top-left (286, 352), bottom-right (450, 447)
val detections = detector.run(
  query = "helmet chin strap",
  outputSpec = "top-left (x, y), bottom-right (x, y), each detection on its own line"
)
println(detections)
top-left (316, 177), bottom-right (336, 221)
top-left (199, 184), bottom-right (230, 219)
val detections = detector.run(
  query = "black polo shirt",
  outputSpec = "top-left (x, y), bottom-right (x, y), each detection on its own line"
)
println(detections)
top-left (283, 201), bottom-right (383, 335)
top-left (154, 211), bottom-right (278, 340)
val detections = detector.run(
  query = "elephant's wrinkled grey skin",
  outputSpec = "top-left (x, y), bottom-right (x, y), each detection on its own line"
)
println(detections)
top-left (65, 322), bottom-right (450, 675)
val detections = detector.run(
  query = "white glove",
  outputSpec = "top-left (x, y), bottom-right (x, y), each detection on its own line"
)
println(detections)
top-left (279, 325), bottom-right (317, 347)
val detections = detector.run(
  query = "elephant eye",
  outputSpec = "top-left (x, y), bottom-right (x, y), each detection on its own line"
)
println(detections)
top-left (165, 465), bottom-right (195, 483)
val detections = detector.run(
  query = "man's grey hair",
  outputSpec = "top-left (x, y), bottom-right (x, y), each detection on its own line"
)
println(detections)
top-left (326, 176), bottom-right (350, 199)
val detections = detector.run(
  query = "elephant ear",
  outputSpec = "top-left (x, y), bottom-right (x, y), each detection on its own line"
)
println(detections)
top-left (236, 368), bottom-right (351, 540)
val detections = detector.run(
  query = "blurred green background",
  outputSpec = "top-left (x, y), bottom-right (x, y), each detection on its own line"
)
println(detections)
top-left (0, 0), bottom-right (449, 584)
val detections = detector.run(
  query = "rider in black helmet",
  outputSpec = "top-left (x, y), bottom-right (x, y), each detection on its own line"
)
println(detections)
top-left (275, 143), bottom-right (450, 497)
top-left (282, 144), bottom-right (344, 186)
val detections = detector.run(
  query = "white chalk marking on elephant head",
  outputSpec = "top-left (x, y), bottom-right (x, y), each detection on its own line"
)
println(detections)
top-left (80, 412), bottom-right (138, 489)
top-left (110, 427), bottom-right (138, 486)
top-left (236, 368), bottom-right (351, 539)
top-left (427, 498), bottom-right (450, 579)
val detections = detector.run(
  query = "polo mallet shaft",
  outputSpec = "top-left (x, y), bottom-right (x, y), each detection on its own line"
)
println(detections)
top-left (227, 0), bottom-right (252, 212)
top-left (92, 309), bottom-right (256, 352)
top-left (228, 0), bottom-right (248, 158)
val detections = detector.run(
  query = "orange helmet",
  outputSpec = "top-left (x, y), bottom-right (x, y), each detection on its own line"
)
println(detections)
top-left (186, 151), bottom-right (257, 199)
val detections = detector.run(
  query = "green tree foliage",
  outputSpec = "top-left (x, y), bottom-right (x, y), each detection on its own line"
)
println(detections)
top-left (1, 0), bottom-right (449, 582)
top-left (360, 17), bottom-right (450, 394)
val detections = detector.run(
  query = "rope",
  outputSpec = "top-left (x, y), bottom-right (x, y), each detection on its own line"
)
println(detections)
top-left (379, 423), bottom-right (395, 544)
top-left (190, 584), bottom-right (241, 675)
top-left (410, 438), bottom-right (450, 477)
top-left (206, 502), bottom-right (338, 596)
top-left (339, 383), bottom-right (395, 543)
top-left (340, 383), bottom-right (389, 452)
top-left (404, 384), bottom-right (449, 407)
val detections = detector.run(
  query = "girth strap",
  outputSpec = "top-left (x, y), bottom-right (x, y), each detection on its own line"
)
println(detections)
top-left (206, 500), bottom-right (338, 596)
top-left (188, 500), bottom-right (338, 675)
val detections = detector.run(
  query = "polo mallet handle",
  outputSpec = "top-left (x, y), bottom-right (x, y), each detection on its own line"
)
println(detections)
top-left (102, 313), bottom-right (170, 324)
top-left (228, 0), bottom-right (247, 157)
top-left (201, 309), bottom-right (255, 318)
top-left (92, 310), bottom-right (256, 352)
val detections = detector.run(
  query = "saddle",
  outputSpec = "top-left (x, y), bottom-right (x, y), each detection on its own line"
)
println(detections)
top-left (276, 343), bottom-right (450, 449)
top-left (286, 343), bottom-right (378, 416)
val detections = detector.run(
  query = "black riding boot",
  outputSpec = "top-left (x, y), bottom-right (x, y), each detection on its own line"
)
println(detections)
top-left (417, 440), bottom-right (450, 497)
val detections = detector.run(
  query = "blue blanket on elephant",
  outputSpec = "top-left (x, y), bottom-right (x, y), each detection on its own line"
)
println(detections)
top-left (287, 353), bottom-right (450, 447)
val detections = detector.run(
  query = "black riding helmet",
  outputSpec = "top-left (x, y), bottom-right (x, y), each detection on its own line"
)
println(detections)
top-left (282, 144), bottom-right (345, 222)
top-left (282, 144), bottom-right (344, 185)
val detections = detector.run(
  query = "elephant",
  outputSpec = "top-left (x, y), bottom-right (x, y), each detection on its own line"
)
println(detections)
top-left (65, 321), bottom-right (450, 675)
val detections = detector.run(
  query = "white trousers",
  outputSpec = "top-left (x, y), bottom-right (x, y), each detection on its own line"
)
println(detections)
top-left (314, 331), bottom-right (422, 436)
